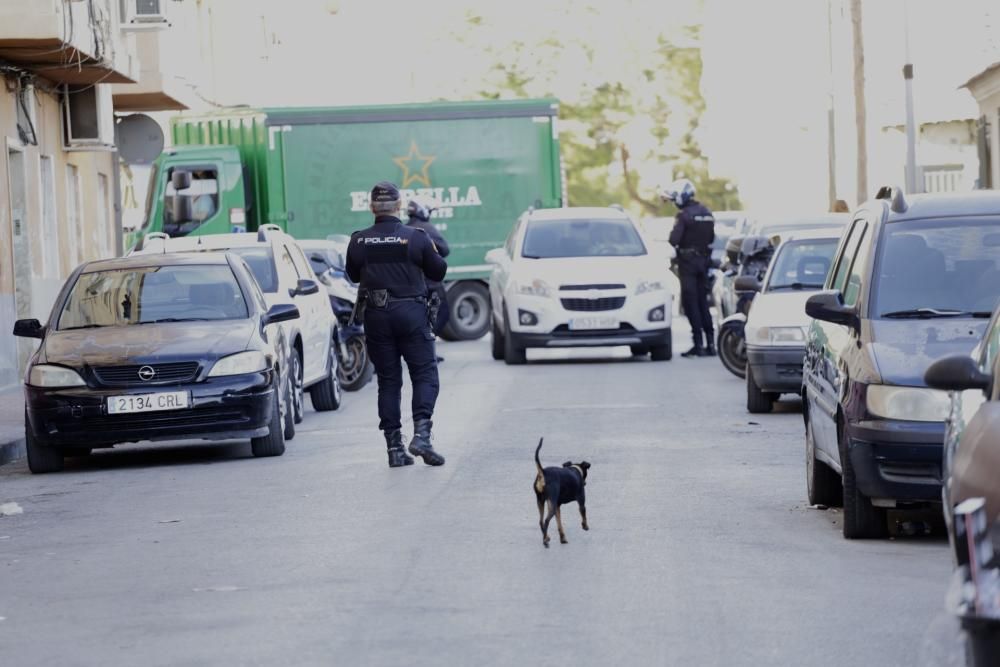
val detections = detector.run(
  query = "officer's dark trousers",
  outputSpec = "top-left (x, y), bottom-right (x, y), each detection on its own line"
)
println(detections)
top-left (679, 260), bottom-right (714, 348)
top-left (364, 301), bottom-right (439, 431)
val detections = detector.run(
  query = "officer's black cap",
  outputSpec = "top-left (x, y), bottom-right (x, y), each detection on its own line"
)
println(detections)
top-left (371, 181), bottom-right (401, 204)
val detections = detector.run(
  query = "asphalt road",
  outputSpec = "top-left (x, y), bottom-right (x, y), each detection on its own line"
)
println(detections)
top-left (0, 331), bottom-right (965, 666)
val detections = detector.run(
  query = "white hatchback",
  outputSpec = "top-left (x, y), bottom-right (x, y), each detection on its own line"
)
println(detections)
top-left (486, 207), bottom-right (675, 364)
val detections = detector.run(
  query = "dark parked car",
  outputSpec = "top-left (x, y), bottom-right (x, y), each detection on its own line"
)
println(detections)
top-left (13, 253), bottom-right (300, 473)
top-left (803, 188), bottom-right (1000, 538)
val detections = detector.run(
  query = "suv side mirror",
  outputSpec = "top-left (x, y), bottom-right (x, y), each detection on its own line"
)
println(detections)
top-left (484, 248), bottom-right (506, 265)
top-left (13, 318), bottom-right (44, 339)
top-left (171, 170), bottom-right (192, 191)
top-left (734, 276), bottom-right (761, 292)
top-left (925, 354), bottom-right (992, 392)
top-left (291, 278), bottom-right (320, 297)
top-left (805, 291), bottom-right (858, 328)
top-left (263, 304), bottom-right (300, 326)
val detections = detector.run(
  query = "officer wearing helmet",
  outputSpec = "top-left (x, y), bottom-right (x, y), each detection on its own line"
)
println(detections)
top-left (406, 197), bottom-right (451, 360)
top-left (346, 182), bottom-right (448, 468)
top-left (663, 178), bottom-right (716, 358)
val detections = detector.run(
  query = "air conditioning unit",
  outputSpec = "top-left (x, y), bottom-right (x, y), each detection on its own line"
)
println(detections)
top-left (62, 85), bottom-right (116, 150)
top-left (121, 0), bottom-right (168, 29)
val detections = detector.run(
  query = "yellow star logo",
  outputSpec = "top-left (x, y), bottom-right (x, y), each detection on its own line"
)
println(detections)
top-left (393, 141), bottom-right (436, 188)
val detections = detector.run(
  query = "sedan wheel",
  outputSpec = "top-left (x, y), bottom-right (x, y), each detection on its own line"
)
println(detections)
top-left (805, 416), bottom-right (841, 507)
top-left (290, 351), bottom-right (305, 424)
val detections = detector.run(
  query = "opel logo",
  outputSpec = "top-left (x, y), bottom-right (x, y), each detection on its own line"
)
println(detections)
top-left (138, 366), bottom-right (156, 381)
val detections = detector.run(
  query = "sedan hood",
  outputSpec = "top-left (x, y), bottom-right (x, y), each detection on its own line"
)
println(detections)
top-left (746, 290), bottom-right (816, 329)
top-left (867, 319), bottom-right (989, 386)
top-left (517, 256), bottom-right (667, 288)
top-left (42, 320), bottom-right (257, 368)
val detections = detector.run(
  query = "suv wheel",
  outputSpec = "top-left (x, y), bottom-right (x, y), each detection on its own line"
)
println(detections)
top-left (25, 411), bottom-right (63, 474)
top-left (746, 366), bottom-right (774, 414)
top-left (491, 313), bottom-right (504, 361)
top-left (630, 345), bottom-right (649, 357)
top-left (502, 311), bottom-right (526, 365)
top-left (251, 389), bottom-right (286, 457)
top-left (840, 424), bottom-right (887, 539)
top-left (310, 337), bottom-right (343, 411)
top-left (282, 368), bottom-right (296, 441)
top-left (290, 351), bottom-right (305, 424)
top-left (805, 415), bottom-right (841, 507)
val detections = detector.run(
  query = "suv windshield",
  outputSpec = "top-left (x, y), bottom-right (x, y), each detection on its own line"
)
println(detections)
top-left (225, 247), bottom-right (278, 293)
top-left (58, 265), bottom-right (248, 330)
top-left (874, 217), bottom-right (1000, 318)
top-left (765, 239), bottom-right (838, 291)
top-left (522, 218), bottom-right (646, 259)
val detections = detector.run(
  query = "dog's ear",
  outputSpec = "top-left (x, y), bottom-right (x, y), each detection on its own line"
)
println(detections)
top-left (562, 460), bottom-right (573, 468)
top-left (580, 461), bottom-right (591, 470)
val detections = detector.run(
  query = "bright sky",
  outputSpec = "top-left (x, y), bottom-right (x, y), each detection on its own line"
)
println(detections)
top-left (200, 0), bottom-right (1000, 215)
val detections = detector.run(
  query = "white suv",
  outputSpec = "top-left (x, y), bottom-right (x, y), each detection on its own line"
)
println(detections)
top-left (486, 207), bottom-right (675, 364)
top-left (131, 225), bottom-right (342, 434)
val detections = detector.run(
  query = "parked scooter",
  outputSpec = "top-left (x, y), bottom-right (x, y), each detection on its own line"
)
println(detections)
top-left (304, 239), bottom-right (374, 392)
top-left (717, 235), bottom-right (776, 379)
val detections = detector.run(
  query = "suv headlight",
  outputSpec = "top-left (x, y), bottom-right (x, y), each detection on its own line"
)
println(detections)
top-left (28, 364), bottom-right (86, 388)
top-left (516, 279), bottom-right (553, 298)
top-left (208, 351), bottom-right (268, 377)
top-left (747, 326), bottom-right (806, 346)
top-left (635, 280), bottom-right (665, 295)
top-left (866, 385), bottom-right (950, 422)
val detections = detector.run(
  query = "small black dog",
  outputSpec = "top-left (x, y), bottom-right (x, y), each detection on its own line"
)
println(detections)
top-left (534, 438), bottom-right (590, 548)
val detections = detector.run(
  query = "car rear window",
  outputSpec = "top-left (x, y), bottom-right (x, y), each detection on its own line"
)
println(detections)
top-left (765, 239), bottom-right (838, 291)
top-left (58, 264), bottom-right (248, 330)
top-left (225, 247), bottom-right (278, 293)
top-left (873, 217), bottom-right (1000, 317)
top-left (522, 218), bottom-right (646, 258)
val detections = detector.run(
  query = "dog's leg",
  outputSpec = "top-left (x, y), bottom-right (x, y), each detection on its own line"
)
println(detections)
top-left (579, 501), bottom-right (589, 531)
top-left (541, 499), bottom-right (556, 548)
top-left (537, 496), bottom-right (546, 539)
top-left (555, 505), bottom-right (567, 544)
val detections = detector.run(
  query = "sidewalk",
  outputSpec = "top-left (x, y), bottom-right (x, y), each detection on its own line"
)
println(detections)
top-left (0, 385), bottom-right (25, 467)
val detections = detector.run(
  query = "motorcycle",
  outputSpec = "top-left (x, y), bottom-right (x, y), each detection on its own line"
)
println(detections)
top-left (717, 235), bottom-right (776, 379)
top-left (306, 240), bottom-right (374, 392)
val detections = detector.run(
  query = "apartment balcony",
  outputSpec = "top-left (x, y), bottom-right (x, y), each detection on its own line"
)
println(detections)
top-left (112, 28), bottom-right (199, 112)
top-left (0, 0), bottom-right (138, 85)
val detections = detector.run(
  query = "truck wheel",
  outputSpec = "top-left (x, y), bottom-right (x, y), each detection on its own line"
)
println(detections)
top-left (503, 312), bottom-right (526, 365)
top-left (251, 390), bottom-right (286, 458)
top-left (491, 313), bottom-right (504, 361)
top-left (840, 425), bottom-right (886, 539)
top-left (806, 416), bottom-right (841, 507)
top-left (309, 339), bottom-right (343, 411)
top-left (25, 412), bottom-right (63, 474)
top-left (440, 282), bottom-right (491, 341)
top-left (746, 367), bottom-right (774, 414)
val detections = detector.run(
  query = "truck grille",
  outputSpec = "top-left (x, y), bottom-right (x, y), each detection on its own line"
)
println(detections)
top-left (560, 297), bottom-right (626, 312)
top-left (92, 362), bottom-right (200, 387)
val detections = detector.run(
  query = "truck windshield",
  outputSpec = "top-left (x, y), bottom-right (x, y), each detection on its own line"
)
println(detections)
top-left (522, 218), bottom-right (646, 259)
top-left (163, 169), bottom-right (220, 237)
top-left (58, 265), bottom-right (248, 330)
top-left (226, 247), bottom-right (278, 293)
top-left (765, 238), bottom-right (838, 291)
top-left (873, 217), bottom-right (1000, 318)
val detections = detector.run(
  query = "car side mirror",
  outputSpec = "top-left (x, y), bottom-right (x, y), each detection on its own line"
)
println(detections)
top-left (484, 248), bottom-right (506, 265)
top-left (924, 355), bottom-right (992, 392)
top-left (171, 170), bottom-right (192, 191)
top-left (805, 291), bottom-right (858, 328)
top-left (290, 278), bottom-right (319, 297)
top-left (13, 318), bottom-right (44, 339)
top-left (263, 304), bottom-right (300, 326)
top-left (734, 276), bottom-right (761, 292)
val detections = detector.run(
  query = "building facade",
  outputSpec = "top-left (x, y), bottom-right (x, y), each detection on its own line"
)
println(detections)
top-left (964, 62), bottom-right (1000, 191)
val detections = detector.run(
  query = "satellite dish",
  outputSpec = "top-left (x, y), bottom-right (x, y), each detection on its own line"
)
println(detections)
top-left (115, 114), bottom-right (165, 165)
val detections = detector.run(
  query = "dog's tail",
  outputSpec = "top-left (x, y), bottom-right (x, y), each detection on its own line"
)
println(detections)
top-left (535, 438), bottom-right (544, 475)
top-left (534, 438), bottom-right (546, 494)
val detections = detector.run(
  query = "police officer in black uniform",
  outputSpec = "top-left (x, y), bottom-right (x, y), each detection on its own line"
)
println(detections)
top-left (664, 178), bottom-right (716, 358)
top-left (346, 182), bottom-right (448, 468)
top-left (406, 196), bottom-right (450, 361)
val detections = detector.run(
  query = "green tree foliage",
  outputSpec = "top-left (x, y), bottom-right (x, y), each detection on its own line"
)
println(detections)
top-left (458, 8), bottom-right (741, 215)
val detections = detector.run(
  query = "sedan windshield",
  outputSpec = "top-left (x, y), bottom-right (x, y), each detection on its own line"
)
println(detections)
top-left (226, 247), bottom-right (278, 293)
top-left (522, 218), bottom-right (646, 259)
top-left (765, 239), bottom-right (838, 291)
top-left (58, 265), bottom-right (248, 330)
top-left (874, 218), bottom-right (1000, 318)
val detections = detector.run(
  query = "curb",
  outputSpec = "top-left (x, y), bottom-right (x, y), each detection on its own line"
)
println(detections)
top-left (0, 437), bottom-right (25, 467)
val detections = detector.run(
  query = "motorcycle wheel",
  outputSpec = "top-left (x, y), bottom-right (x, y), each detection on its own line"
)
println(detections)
top-left (718, 326), bottom-right (747, 379)
top-left (337, 335), bottom-right (374, 392)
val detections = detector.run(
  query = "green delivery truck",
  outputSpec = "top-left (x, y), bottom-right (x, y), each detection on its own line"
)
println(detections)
top-left (131, 98), bottom-right (565, 340)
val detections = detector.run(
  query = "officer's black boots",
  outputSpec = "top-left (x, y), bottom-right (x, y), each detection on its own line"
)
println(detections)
top-left (681, 346), bottom-right (706, 358)
top-left (408, 419), bottom-right (445, 466)
top-left (385, 429), bottom-right (415, 468)
top-left (704, 342), bottom-right (717, 357)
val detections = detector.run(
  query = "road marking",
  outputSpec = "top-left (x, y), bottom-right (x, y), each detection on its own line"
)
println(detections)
top-left (0, 502), bottom-right (23, 517)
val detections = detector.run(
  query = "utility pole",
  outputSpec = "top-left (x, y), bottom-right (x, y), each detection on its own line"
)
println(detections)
top-left (850, 0), bottom-right (868, 204)
top-left (902, 0), bottom-right (919, 193)
top-left (827, 0), bottom-right (838, 211)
